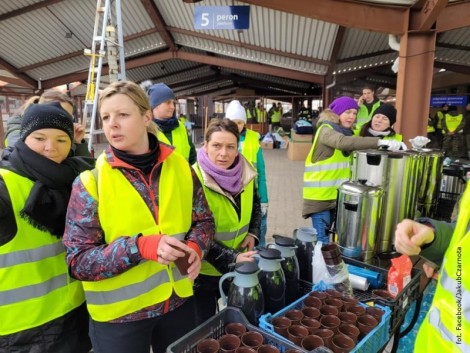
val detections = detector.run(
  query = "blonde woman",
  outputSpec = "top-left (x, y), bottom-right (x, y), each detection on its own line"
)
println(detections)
top-left (63, 81), bottom-right (215, 353)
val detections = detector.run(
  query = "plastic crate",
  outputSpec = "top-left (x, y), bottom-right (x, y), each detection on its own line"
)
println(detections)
top-left (259, 291), bottom-right (391, 353)
top-left (341, 257), bottom-right (422, 335)
top-left (167, 307), bottom-right (309, 353)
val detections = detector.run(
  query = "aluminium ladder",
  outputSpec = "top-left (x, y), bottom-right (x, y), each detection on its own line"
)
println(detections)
top-left (83, 0), bottom-right (126, 155)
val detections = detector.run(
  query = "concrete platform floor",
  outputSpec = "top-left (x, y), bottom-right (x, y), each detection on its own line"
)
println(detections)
top-left (261, 148), bottom-right (312, 242)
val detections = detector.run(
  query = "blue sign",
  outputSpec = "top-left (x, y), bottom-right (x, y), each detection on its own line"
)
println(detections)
top-left (194, 6), bottom-right (250, 30)
top-left (430, 95), bottom-right (468, 107)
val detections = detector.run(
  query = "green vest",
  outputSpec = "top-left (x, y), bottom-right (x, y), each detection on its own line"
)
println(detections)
top-left (79, 152), bottom-right (193, 322)
top-left (303, 124), bottom-right (351, 201)
top-left (357, 101), bottom-right (381, 129)
top-left (414, 182), bottom-right (470, 352)
top-left (444, 113), bottom-right (463, 133)
top-left (157, 121), bottom-right (191, 161)
top-left (0, 169), bottom-right (84, 335)
top-left (193, 163), bottom-right (254, 276)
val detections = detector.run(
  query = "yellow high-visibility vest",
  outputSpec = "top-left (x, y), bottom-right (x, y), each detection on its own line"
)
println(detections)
top-left (0, 169), bottom-right (84, 335)
top-left (357, 101), bottom-right (381, 129)
top-left (79, 152), bottom-right (193, 322)
top-left (193, 163), bottom-right (254, 276)
top-left (414, 182), bottom-right (470, 352)
top-left (156, 121), bottom-right (191, 160)
top-left (303, 124), bottom-right (351, 201)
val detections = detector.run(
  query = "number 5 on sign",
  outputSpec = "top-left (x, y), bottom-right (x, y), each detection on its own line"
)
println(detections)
top-left (200, 13), bottom-right (209, 27)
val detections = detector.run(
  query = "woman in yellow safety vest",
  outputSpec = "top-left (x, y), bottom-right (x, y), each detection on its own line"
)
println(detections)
top-left (148, 83), bottom-right (197, 164)
top-left (63, 81), bottom-right (215, 353)
top-left (395, 183), bottom-right (470, 352)
top-left (357, 103), bottom-right (403, 141)
top-left (225, 100), bottom-right (269, 247)
top-left (192, 118), bottom-right (260, 325)
top-left (0, 102), bottom-right (94, 352)
top-left (303, 96), bottom-right (407, 245)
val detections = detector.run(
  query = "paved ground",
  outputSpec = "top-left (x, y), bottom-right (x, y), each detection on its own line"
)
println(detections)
top-left (261, 148), bottom-right (312, 243)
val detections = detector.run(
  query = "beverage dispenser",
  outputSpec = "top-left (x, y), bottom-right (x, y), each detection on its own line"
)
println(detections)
top-left (351, 150), bottom-right (420, 254)
top-left (336, 181), bottom-right (384, 263)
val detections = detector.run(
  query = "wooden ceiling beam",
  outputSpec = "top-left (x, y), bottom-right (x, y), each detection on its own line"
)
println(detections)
top-left (167, 26), bottom-right (331, 67)
top-left (41, 51), bottom-right (175, 89)
top-left (436, 1), bottom-right (470, 32)
top-left (237, 0), bottom-right (407, 34)
top-left (336, 49), bottom-right (396, 64)
top-left (140, 0), bottom-right (177, 51)
top-left (435, 61), bottom-right (470, 76)
top-left (327, 26), bottom-right (345, 76)
top-left (409, 0), bottom-right (448, 31)
top-left (176, 51), bottom-right (324, 84)
top-left (0, 57), bottom-right (36, 88)
top-left (0, 0), bottom-right (64, 22)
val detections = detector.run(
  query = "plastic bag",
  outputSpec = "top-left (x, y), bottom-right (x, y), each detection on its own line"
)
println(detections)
top-left (312, 242), bottom-right (353, 295)
top-left (312, 241), bottom-right (328, 284)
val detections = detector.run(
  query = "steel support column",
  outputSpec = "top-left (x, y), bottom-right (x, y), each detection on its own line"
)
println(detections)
top-left (395, 31), bottom-right (436, 144)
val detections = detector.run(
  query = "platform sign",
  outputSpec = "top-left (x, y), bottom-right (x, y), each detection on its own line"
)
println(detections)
top-left (194, 6), bottom-right (250, 30)
top-left (430, 95), bottom-right (468, 107)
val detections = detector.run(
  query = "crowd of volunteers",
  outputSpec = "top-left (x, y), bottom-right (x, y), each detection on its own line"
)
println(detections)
top-left (0, 80), bottom-right (467, 353)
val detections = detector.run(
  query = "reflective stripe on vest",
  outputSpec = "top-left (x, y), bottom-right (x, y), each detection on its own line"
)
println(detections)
top-left (241, 129), bottom-right (260, 171)
top-left (156, 121), bottom-right (191, 160)
top-left (357, 101), bottom-right (381, 128)
top-left (80, 152), bottom-right (193, 321)
top-left (193, 163), bottom-right (254, 276)
top-left (0, 169), bottom-right (84, 335)
top-left (415, 182), bottom-right (470, 351)
top-left (303, 124), bottom-right (351, 201)
top-left (445, 113), bottom-right (463, 133)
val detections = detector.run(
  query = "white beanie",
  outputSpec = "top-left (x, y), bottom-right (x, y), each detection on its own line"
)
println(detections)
top-left (225, 100), bottom-right (247, 122)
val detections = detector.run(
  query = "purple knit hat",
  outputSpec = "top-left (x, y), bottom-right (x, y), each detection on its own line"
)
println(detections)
top-left (328, 96), bottom-right (359, 116)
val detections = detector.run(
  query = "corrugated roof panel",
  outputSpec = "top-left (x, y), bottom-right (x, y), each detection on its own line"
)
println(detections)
top-left (0, 8), bottom-right (87, 67)
top-left (439, 27), bottom-right (470, 47)
top-left (23, 33), bottom-right (167, 81)
top-left (222, 68), bottom-right (310, 89)
top-left (436, 48), bottom-right (470, 66)
top-left (27, 56), bottom-right (89, 81)
top-left (122, 34), bottom-right (167, 58)
top-left (124, 61), bottom-right (211, 85)
top-left (173, 32), bottom-right (328, 75)
top-left (339, 28), bottom-right (389, 59)
top-left (335, 52), bottom-right (397, 74)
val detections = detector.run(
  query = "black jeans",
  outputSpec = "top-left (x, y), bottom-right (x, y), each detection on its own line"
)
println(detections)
top-left (89, 298), bottom-right (196, 353)
top-left (193, 274), bottom-right (221, 326)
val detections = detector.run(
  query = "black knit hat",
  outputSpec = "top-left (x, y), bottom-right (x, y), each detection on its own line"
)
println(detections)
top-left (20, 102), bottom-right (74, 141)
top-left (373, 103), bottom-right (397, 126)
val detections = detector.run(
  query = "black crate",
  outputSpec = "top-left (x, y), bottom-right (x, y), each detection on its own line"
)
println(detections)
top-left (167, 307), bottom-right (310, 353)
top-left (342, 257), bottom-right (421, 335)
top-left (436, 191), bottom-right (461, 221)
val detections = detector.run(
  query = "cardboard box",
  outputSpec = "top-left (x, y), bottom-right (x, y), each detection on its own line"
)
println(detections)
top-left (291, 130), bottom-right (313, 143)
top-left (260, 141), bottom-right (273, 149)
top-left (287, 141), bottom-right (312, 161)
